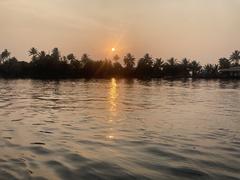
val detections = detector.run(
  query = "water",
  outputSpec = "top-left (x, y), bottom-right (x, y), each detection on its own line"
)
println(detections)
top-left (0, 79), bottom-right (239, 180)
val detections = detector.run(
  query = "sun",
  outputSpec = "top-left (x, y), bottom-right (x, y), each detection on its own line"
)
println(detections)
top-left (111, 48), bottom-right (116, 52)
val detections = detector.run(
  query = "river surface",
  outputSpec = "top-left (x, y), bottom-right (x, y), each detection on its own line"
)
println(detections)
top-left (0, 79), bottom-right (239, 180)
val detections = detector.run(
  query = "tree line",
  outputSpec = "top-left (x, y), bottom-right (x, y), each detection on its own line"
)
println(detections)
top-left (0, 48), bottom-right (239, 79)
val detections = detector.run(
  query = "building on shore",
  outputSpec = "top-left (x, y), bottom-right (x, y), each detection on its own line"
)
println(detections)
top-left (220, 66), bottom-right (240, 78)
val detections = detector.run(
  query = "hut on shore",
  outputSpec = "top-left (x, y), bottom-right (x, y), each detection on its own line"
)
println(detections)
top-left (220, 66), bottom-right (240, 78)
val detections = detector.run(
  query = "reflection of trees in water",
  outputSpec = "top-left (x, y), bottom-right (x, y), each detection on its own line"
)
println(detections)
top-left (218, 79), bottom-right (240, 89)
top-left (30, 80), bottom-right (61, 98)
top-left (29, 80), bottom-right (62, 120)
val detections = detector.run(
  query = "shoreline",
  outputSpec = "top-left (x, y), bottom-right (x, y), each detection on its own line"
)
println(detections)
top-left (0, 76), bottom-right (239, 80)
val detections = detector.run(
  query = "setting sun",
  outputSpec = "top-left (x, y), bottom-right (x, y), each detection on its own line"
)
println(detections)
top-left (111, 48), bottom-right (116, 52)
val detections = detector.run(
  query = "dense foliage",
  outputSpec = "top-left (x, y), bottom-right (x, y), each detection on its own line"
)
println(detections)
top-left (0, 48), bottom-right (239, 79)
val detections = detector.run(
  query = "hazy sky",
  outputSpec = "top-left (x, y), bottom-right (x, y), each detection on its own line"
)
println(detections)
top-left (0, 0), bottom-right (240, 63)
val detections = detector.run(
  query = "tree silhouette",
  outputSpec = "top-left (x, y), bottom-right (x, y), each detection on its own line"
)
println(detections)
top-left (0, 47), bottom-right (239, 79)
top-left (67, 53), bottom-right (76, 62)
top-left (113, 61), bottom-right (123, 76)
top-left (136, 53), bottom-right (154, 77)
top-left (51, 48), bottom-right (60, 61)
top-left (203, 64), bottom-right (219, 78)
top-left (28, 47), bottom-right (38, 61)
top-left (39, 51), bottom-right (46, 60)
top-left (229, 50), bottom-right (240, 66)
top-left (181, 58), bottom-right (190, 67)
top-left (167, 57), bottom-right (177, 66)
top-left (139, 54), bottom-right (153, 67)
top-left (154, 58), bottom-right (164, 70)
top-left (219, 58), bottom-right (230, 69)
top-left (180, 58), bottom-right (191, 76)
top-left (62, 56), bottom-right (67, 63)
top-left (123, 53), bottom-right (135, 70)
top-left (153, 58), bottom-right (164, 77)
top-left (163, 57), bottom-right (179, 76)
top-left (112, 55), bottom-right (122, 76)
top-left (1, 49), bottom-right (11, 63)
top-left (190, 60), bottom-right (202, 77)
top-left (81, 53), bottom-right (91, 65)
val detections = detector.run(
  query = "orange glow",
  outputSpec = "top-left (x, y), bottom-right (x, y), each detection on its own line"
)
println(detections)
top-left (112, 48), bottom-right (116, 52)
top-left (109, 78), bottom-right (117, 113)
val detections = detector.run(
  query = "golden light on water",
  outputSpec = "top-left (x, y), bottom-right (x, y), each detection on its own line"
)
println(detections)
top-left (107, 135), bottom-right (114, 139)
top-left (106, 78), bottom-right (119, 140)
top-left (109, 78), bottom-right (118, 114)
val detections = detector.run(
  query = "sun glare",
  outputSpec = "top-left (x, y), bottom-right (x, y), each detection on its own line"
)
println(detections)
top-left (111, 48), bottom-right (116, 52)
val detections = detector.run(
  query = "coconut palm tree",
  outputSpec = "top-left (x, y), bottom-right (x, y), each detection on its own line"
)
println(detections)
top-left (229, 50), bottom-right (240, 66)
top-left (1, 49), bottom-right (11, 63)
top-left (136, 53), bottom-right (154, 76)
top-left (67, 53), bottom-right (76, 62)
top-left (28, 47), bottom-right (38, 61)
top-left (180, 58), bottom-right (191, 76)
top-left (152, 58), bottom-right (164, 77)
top-left (167, 57), bottom-right (177, 66)
top-left (81, 53), bottom-right (91, 65)
top-left (138, 53), bottom-right (153, 67)
top-left (51, 48), bottom-right (60, 61)
top-left (190, 60), bottom-right (202, 77)
top-left (38, 51), bottom-right (46, 60)
top-left (181, 58), bottom-right (190, 67)
top-left (218, 58), bottom-right (230, 69)
top-left (204, 64), bottom-right (219, 77)
top-left (123, 53), bottom-right (135, 70)
top-left (154, 58), bottom-right (164, 71)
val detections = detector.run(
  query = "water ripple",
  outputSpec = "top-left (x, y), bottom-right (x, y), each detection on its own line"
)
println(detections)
top-left (0, 79), bottom-right (239, 179)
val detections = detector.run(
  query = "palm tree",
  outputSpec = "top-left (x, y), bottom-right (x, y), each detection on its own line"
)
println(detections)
top-left (204, 64), bottom-right (219, 77)
top-left (1, 49), bottom-right (11, 63)
top-left (154, 58), bottom-right (164, 71)
top-left (67, 53), bottom-right (76, 62)
top-left (28, 47), bottom-right (38, 61)
top-left (81, 53), bottom-right (91, 65)
top-left (190, 60), bottom-right (202, 77)
top-left (62, 56), bottom-right (67, 62)
top-left (181, 58), bottom-right (190, 67)
top-left (218, 58), bottom-right (230, 69)
top-left (123, 53), bottom-right (135, 70)
top-left (167, 57), bottom-right (177, 66)
top-left (152, 58), bottom-right (164, 77)
top-left (136, 53), bottom-right (154, 76)
top-left (51, 48), bottom-right (60, 61)
top-left (229, 50), bottom-right (240, 66)
top-left (139, 53), bottom-right (153, 67)
top-left (180, 58), bottom-right (191, 76)
top-left (204, 64), bottom-right (214, 74)
top-left (38, 51), bottom-right (46, 60)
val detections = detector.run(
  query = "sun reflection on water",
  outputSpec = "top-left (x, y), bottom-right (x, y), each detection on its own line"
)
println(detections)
top-left (109, 78), bottom-right (118, 115)
top-left (106, 78), bottom-right (119, 139)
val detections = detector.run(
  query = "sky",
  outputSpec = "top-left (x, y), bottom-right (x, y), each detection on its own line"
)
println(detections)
top-left (0, 0), bottom-right (240, 63)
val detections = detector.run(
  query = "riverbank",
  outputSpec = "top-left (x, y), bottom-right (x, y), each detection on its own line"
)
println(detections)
top-left (1, 48), bottom-right (240, 79)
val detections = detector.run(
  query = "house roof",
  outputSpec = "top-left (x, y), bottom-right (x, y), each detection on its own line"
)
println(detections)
top-left (220, 66), bottom-right (240, 72)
